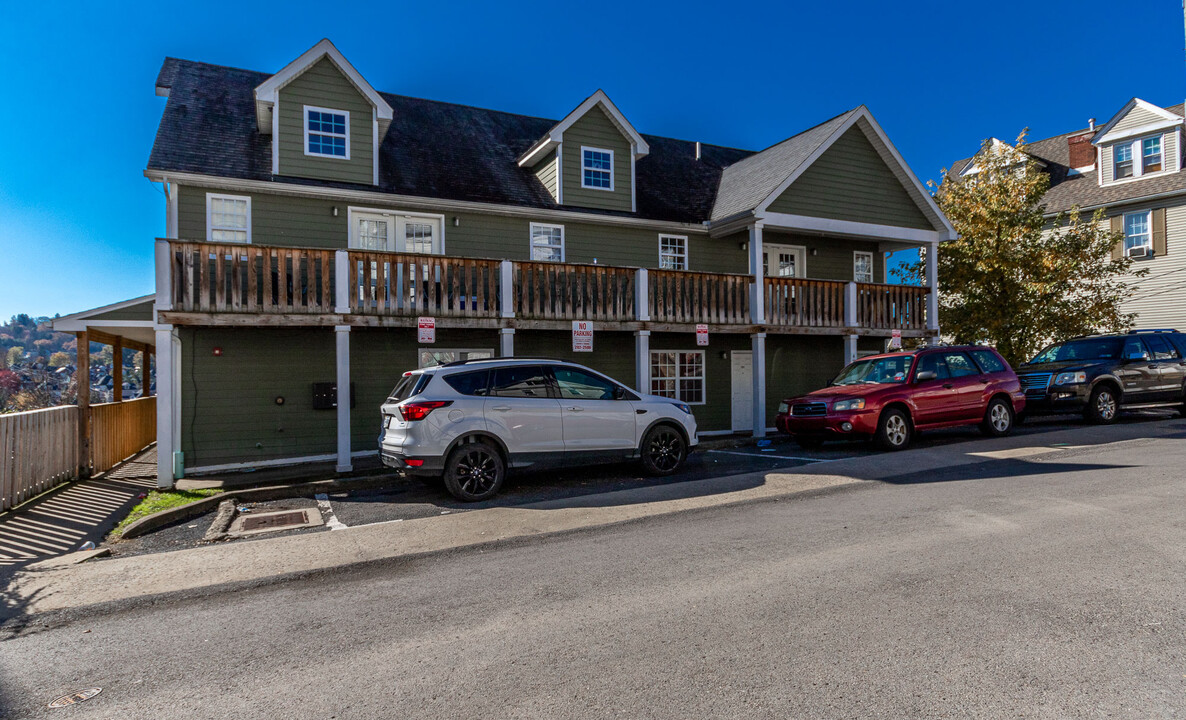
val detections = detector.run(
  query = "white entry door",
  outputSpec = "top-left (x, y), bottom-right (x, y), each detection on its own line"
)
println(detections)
top-left (731, 350), bottom-right (753, 432)
top-left (762, 244), bottom-right (807, 278)
top-left (350, 210), bottom-right (443, 254)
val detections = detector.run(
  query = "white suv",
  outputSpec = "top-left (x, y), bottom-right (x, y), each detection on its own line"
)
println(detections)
top-left (378, 358), bottom-right (699, 501)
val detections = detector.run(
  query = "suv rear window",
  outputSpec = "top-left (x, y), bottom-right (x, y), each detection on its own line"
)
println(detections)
top-left (970, 349), bottom-right (1006, 373)
top-left (389, 373), bottom-right (431, 402)
top-left (444, 369), bottom-right (490, 396)
top-left (1143, 335), bottom-right (1179, 360)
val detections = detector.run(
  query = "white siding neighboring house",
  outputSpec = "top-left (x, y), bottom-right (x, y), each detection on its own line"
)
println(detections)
top-left (951, 98), bottom-right (1186, 332)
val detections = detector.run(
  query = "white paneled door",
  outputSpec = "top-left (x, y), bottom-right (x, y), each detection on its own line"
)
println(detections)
top-left (350, 210), bottom-right (443, 254)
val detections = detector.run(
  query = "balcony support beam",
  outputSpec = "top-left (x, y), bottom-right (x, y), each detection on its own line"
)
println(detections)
top-left (499, 328), bottom-right (515, 357)
top-left (335, 325), bottom-right (352, 473)
top-left (751, 332), bottom-right (767, 438)
top-left (500, 261), bottom-right (515, 318)
top-left (843, 335), bottom-right (859, 366)
top-left (76, 331), bottom-right (91, 479)
top-left (634, 330), bottom-right (651, 393)
top-left (925, 245), bottom-right (940, 334)
top-left (748, 224), bottom-right (765, 324)
top-left (635, 268), bottom-right (650, 322)
top-left (335, 250), bottom-right (351, 314)
top-left (154, 326), bottom-right (179, 488)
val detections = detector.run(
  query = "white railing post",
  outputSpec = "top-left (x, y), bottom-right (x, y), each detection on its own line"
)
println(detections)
top-left (155, 239), bottom-right (173, 312)
top-left (500, 260), bottom-right (515, 318)
top-left (845, 281), bottom-right (858, 328)
top-left (335, 250), bottom-right (351, 315)
top-left (499, 328), bottom-right (515, 357)
top-left (925, 244), bottom-right (940, 335)
top-left (335, 326), bottom-right (352, 473)
top-left (636, 268), bottom-right (650, 321)
top-left (748, 223), bottom-right (765, 324)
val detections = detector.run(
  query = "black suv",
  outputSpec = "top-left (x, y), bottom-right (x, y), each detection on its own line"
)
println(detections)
top-left (1016, 329), bottom-right (1186, 423)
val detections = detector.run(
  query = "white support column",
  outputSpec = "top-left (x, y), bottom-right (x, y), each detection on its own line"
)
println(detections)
top-left (500, 260), bottom-right (515, 318)
top-left (844, 281), bottom-right (858, 328)
top-left (634, 330), bottom-right (651, 393)
top-left (499, 328), bottom-right (515, 357)
top-left (335, 325), bottom-right (352, 473)
top-left (636, 268), bottom-right (650, 321)
top-left (925, 244), bottom-right (940, 335)
top-left (335, 250), bottom-right (351, 315)
top-left (748, 223), bottom-right (765, 324)
top-left (155, 239), bottom-right (173, 312)
top-left (751, 332), bottom-right (767, 438)
top-left (155, 326), bottom-right (177, 488)
top-left (844, 335), bottom-right (859, 366)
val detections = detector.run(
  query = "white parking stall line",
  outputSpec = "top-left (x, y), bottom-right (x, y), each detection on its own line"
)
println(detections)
top-left (314, 493), bottom-right (349, 530)
top-left (708, 449), bottom-right (834, 463)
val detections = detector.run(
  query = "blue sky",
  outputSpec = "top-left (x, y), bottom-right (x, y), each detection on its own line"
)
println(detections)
top-left (1, 0), bottom-right (1184, 320)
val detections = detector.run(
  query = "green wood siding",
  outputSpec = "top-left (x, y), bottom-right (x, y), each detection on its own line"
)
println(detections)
top-left (533, 149), bottom-right (559, 202)
top-left (179, 327), bottom-right (336, 467)
top-left (560, 106), bottom-right (632, 212)
top-left (763, 231), bottom-right (885, 282)
top-left (767, 126), bottom-right (932, 230)
top-left (88, 300), bottom-right (155, 322)
top-left (277, 58), bottom-right (375, 185)
top-left (765, 335), bottom-right (844, 426)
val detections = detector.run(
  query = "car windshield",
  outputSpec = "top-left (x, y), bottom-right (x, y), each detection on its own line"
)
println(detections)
top-left (831, 356), bottom-right (914, 385)
top-left (1029, 338), bottom-right (1124, 364)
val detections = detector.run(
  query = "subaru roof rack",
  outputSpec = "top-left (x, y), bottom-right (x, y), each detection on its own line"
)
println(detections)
top-left (1128, 328), bottom-right (1179, 334)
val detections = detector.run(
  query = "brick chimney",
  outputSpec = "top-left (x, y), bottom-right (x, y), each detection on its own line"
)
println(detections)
top-left (1068, 132), bottom-right (1095, 169)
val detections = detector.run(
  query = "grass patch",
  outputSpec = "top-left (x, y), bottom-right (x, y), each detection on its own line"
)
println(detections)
top-left (111, 488), bottom-right (223, 539)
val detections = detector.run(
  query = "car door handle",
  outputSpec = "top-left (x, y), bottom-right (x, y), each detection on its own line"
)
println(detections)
top-left (1148, 365), bottom-right (1158, 370)
top-left (491, 405), bottom-right (511, 412)
top-left (636, 409), bottom-right (648, 415)
top-left (566, 406), bottom-right (584, 412)
top-left (943, 383), bottom-right (954, 389)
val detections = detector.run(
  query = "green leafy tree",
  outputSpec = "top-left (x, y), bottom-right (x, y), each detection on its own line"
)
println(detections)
top-left (5, 346), bottom-right (24, 369)
top-left (49, 351), bottom-right (72, 368)
top-left (902, 132), bottom-right (1146, 366)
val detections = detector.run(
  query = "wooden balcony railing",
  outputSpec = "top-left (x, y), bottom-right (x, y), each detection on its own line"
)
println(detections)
top-left (349, 252), bottom-right (501, 317)
top-left (513, 262), bottom-right (636, 321)
top-left (764, 277), bottom-right (846, 328)
top-left (171, 242), bottom-right (336, 314)
top-left (90, 397), bottom-right (156, 475)
top-left (649, 270), bottom-right (751, 324)
top-left (857, 283), bottom-right (929, 330)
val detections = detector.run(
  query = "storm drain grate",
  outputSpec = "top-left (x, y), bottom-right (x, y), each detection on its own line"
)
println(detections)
top-left (241, 510), bottom-right (310, 532)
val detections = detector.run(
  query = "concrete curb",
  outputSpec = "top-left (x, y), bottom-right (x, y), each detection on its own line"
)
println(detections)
top-left (117, 474), bottom-right (405, 540)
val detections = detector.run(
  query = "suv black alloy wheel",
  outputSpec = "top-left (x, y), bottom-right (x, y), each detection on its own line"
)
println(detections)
top-left (443, 441), bottom-right (505, 501)
top-left (640, 425), bottom-right (686, 476)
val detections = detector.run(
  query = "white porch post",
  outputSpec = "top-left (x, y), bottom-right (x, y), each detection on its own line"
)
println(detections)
top-left (925, 244), bottom-right (940, 335)
top-left (635, 330), bottom-right (651, 393)
top-left (335, 326), bottom-right (352, 473)
top-left (844, 281), bottom-right (859, 365)
top-left (636, 267), bottom-right (650, 322)
top-left (748, 223), bottom-right (765, 324)
top-left (500, 260), bottom-right (515, 318)
top-left (499, 328), bottom-right (515, 357)
top-left (751, 332), bottom-right (767, 438)
top-left (334, 250), bottom-right (351, 314)
top-left (154, 326), bottom-right (177, 488)
top-left (844, 336), bottom-right (859, 366)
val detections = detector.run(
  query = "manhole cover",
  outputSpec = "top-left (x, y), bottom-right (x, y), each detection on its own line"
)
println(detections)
top-left (241, 510), bottom-right (309, 532)
top-left (49, 687), bottom-right (102, 708)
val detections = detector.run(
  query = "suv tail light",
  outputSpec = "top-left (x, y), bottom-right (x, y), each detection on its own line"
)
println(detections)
top-left (399, 400), bottom-right (452, 421)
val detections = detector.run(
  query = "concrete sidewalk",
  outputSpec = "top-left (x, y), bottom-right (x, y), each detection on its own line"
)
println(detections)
top-left (4, 419), bottom-right (1181, 623)
top-left (0, 447), bottom-right (158, 568)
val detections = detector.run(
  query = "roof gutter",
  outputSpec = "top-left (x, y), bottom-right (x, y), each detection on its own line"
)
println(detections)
top-left (1042, 186), bottom-right (1186, 218)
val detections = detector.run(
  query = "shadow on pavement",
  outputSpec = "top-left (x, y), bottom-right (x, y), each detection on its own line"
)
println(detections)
top-left (875, 459), bottom-right (1131, 486)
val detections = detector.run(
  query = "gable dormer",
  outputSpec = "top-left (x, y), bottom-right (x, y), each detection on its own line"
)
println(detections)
top-left (517, 90), bottom-right (649, 212)
top-left (254, 39), bottom-right (393, 186)
top-left (1092, 98), bottom-right (1182, 186)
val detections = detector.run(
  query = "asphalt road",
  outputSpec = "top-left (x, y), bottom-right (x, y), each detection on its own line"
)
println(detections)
top-left (3, 418), bottom-right (1185, 718)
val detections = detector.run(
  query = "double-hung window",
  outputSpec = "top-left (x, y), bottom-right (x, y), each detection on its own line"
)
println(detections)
top-left (206, 193), bottom-right (250, 243)
top-left (581, 147), bottom-right (614, 190)
top-left (305, 106), bottom-right (349, 158)
top-left (650, 350), bottom-right (705, 404)
top-left (1114, 143), bottom-right (1134, 179)
top-left (659, 234), bottom-right (688, 270)
top-left (1143, 136), bottom-right (1163, 173)
top-left (853, 251), bottom-right (874, 283)
top-left (530, 223), bottom-right (565, 261)
top-left (1124, 211), bottom-right (1152, 255)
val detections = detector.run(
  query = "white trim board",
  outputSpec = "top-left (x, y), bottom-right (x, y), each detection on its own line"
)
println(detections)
top-left (54, 295), bottom-right (156, 325)
top-left (518, 89), bottom-right (649, 167)
top-left (1092, 98), bottom-right (1183, 145)
top-left (759, 211), bottom-right (945, 244)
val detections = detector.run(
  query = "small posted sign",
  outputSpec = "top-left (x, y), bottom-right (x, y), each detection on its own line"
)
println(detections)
top-left (572, 320), bottom-right (594, 352)
top-left (889, 328), bottom-right (902, 350)
top-left (418, 317), bottom-right (436, 344)
top-left (696, 323), bottom-right (709, 346)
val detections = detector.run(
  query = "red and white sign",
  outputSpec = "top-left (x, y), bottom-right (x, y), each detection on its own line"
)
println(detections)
top-left (696, 323), bottom-right (709, 346)
top-left (572, 320), bottom-right (594, 352)
top-left (889, 328), bottom-right (902, 350)
top-left (417, 316), bottom-right (436, 344)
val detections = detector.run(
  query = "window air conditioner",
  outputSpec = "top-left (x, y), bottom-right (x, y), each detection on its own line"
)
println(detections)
top-left (1128, 246), bottom-right (1150, 259)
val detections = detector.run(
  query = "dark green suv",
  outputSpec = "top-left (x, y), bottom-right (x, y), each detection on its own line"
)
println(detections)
top-left (1016, 329), bottom-right (1186, 423)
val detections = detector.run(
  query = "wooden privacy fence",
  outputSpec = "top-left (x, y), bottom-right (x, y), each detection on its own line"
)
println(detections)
top-left (648, 270), bottom-right (751, 325)
top-left (350, 252), bottom-right (501, 317)
top-left (171, 242), bottom-right (337, 314)
top-left (764, 278), bottom-right (846, 328)
top-left (513, 262), bottom-right (636, 321)
top-left (857, 283), bottom-right (929, 330)
top-left (0, 406), bottom-right (78, 511)
top-left (90, 397), bottom-right (157, 475)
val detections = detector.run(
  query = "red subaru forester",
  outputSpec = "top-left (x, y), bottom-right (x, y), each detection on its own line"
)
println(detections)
top-left (775, 345), bottom-right (1025, 451)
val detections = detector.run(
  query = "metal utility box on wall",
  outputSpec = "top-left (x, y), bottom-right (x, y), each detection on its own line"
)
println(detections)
top-left (311, 382), bottom-right (356, 410)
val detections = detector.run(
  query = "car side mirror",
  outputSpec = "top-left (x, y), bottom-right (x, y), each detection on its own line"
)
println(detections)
top-left (915, 370), bottom-right (937, 382)
top-left (613, 386), bottom-right (627, 400)
top-left (1126, 351), bottom-right (1150, 362)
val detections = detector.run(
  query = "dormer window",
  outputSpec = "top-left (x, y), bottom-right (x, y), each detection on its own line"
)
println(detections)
top-left (304, 106), bottom-right (349, 159)
top-left (581, 147), bottom-right (614, 190)
top-left (1143, 136), bottom-right (1162, 173)
top-left (1114, 143), bottom-right (1133, 179)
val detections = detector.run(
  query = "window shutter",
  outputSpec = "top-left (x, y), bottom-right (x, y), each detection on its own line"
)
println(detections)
top-left (1110, 216), bottom-right (1124, 260)
top-left (1153, 208), bottom-right (1167, 256)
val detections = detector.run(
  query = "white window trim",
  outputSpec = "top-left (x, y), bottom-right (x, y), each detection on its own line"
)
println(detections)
top-left (1123, 210), bottom-right (1153, 256)
top-left (304, 105), bottom-right (351, 160)
top-left (752, 243), bottom-right (808, 278)
top-left (529, 222), bottom-right (565, 262)
top-left (649, 349), bottom-right (706, 405)
top-left (346, 207), bottom-right (446, 253)
top-left (417, 348), bottom-right (494, 369)
top-left (580, 146), bottom-right (615, 191)
top-left (205, 193), bottom-right (251, 244)
top-left (1106, 132), bottom-right (1173, 186)
top-left (658, 234), bottom-right (689, 270)
top-left (853, 251), bottom-right (875, 283)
